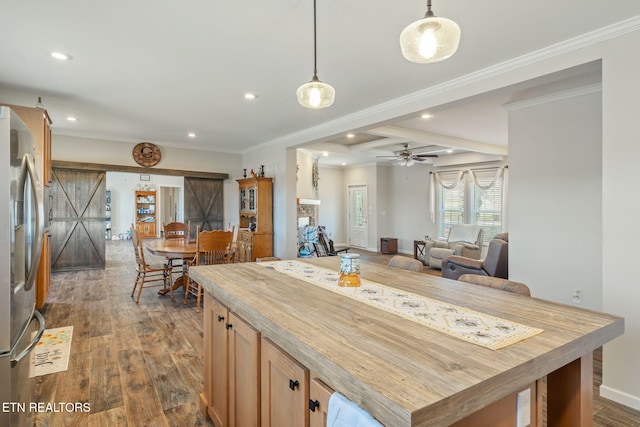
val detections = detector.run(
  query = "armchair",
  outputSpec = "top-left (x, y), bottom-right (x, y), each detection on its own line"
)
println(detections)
top-left (425, 224), bottom-right (484, 269)
top-left (441, 233), bottom-right (509, 280)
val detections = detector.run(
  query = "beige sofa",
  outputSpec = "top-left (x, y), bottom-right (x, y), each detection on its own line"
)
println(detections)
top-left (424, 224), bottom-right (484, 269)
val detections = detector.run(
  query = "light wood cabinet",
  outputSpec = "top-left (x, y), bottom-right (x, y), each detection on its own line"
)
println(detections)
top-left (201, 294), bottom-right (261, 427)
top-left (35, 232), bottom-right (51, 309)
top-left (237, 177), bottom-right (273, 262)
top-left (3, 104), bottom-right (52, 187)
top-left (261, 338), bottom-right (309, 427)
top-left (202, 295), bottom-right (229, 426)
top-left (309, 378), bottom-right (333, 427)
top-left (135, 191), bottom-right (156, 238)
top-left (228, 312), bottom-right (261, 427)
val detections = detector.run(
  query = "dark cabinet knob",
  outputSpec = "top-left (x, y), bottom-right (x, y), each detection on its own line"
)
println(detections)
top-left (225, 323), bottom-right (233, 330)
top-left (289, 379), bottom-right (299, 391)
top-left (218, 315), bottom-right (225, 322)
top-left (309, 399), bottom-right (320, 412)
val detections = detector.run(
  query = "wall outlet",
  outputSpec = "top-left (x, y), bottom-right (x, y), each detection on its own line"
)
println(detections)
top-left (572, 289), bottom-right (582, 304)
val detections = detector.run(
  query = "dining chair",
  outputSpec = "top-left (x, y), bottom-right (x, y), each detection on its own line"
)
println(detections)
top-left (387, 255), bottom-right (424, 272)
top-left (458, 274), bottom-right (531, 297)
top-left (130, 225), bottom-right (172, 303)
top-left (163, 221), bottom-right (190, 240)
top-left (184, 227), bottom-right (234, 311)
top-left (163, 221), bottom-right (191, 275)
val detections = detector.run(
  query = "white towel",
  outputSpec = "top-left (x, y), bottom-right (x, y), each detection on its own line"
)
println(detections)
top-left (326, 392), bottom-right (383, 427)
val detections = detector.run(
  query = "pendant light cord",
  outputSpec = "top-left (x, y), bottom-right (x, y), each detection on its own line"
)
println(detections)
top-left (313, 0), bottom-right (318, 79)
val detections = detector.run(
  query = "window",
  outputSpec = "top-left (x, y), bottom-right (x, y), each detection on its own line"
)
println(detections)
top-left (438, 183), bottom-right (465, 239)
top-left (470, 178), bottom-right (503, 244)
top-left (436, 168), bottom-right (504, 244)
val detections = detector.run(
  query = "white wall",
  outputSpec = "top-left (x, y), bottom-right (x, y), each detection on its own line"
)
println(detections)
top-left (508, 88), bottom-right (602, 309)
top-left (600, 29), bottom-right (640, 409)
top-left (317, 166), bottom-right (345, 244)
top-left (106, 171), bottom-right (184, 237)
top-left (296, 150), bottom-right (318, 200)
top-left (386, 164), bottom-right (434, 254)
top-left (242, 144), bottom-right (297, 259)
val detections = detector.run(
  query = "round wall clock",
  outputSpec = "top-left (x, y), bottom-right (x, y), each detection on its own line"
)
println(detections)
top-left (132, 142), bottom-right (161, 167)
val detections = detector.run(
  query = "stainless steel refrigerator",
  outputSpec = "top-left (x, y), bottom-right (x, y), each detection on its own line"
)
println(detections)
top-left (0, 106), bottom-right (46, 427)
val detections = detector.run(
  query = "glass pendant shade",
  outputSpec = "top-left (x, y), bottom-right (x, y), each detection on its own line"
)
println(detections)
top-left (297, 76), bottom-right (335, 109)
top-left (400, 15), bottom-right (460, 63)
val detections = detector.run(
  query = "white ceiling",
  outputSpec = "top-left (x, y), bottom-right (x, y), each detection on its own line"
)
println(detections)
top-left (1, 1), bottom-right (638, 166)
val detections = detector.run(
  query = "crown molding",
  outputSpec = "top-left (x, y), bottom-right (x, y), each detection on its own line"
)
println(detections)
top-left (503, 83), bottom-right (602, 111)
top-left (246, 15), bottom-right (640, 153)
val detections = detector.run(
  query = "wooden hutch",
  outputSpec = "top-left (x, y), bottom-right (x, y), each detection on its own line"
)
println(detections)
top-left (135, 190), bottom-right (157, 238)
top-left (236, 176), bottom-right (273, 262)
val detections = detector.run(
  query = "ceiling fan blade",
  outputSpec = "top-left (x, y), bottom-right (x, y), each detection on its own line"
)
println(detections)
top-left (376, 155), bottom-right (401, 158)
top-left (414, 154), bottom-right (439, 158)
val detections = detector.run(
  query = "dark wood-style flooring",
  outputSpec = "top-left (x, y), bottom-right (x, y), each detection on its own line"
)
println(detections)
top-left (35, 241), bottom-right (640, 426)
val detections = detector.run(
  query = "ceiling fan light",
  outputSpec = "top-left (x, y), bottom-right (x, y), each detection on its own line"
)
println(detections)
top-left (400, 4), bottom-right (460, 64)
top-left (297, 77), bottom-right (335, 109)
top-left (406, 159), bottom-right (415, 167)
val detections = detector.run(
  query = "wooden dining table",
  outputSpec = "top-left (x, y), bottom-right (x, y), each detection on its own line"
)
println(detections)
top-left (143, 238), bottom-right (197, 295)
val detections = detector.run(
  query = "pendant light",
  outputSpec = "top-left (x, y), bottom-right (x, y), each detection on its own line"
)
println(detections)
top-left (400, 0), bottom-right (461, 64)
top-left (297, 0), bottom-right (335, 109)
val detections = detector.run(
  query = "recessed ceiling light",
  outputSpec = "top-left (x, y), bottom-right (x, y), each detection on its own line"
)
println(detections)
top-left (51, 52), bottom-right (72, 61)
top-left (244, 93), bottom-right (258, 100)
top-left (346, 133), bottom-right (355, 138)
top-left (188, 132), bottom-right (197, 138)
top-left (322, 151), bottom-right (329, 157)
top-left (341, 162), bottom-right (346, 166)
top-left (446, 149), bottom-right (453, 153)
top-left (421, 113), bottom-right (434, 119)
top-left (66, 116), bottom-right (77, 122)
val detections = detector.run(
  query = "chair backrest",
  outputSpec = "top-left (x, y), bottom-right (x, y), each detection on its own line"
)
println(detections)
top-left (130, 225), bottom-right (148, 269)
top-left (481, 237), bottom-right (509, 278)
top-left (458, 274), bottom-right (530, 297)
top-left (194, 227), bottom-right (234, 266)
top-left (164, 221), bottom-right (190, 240)
top-left (387, 255), bottom-right (423, 272)
top-left (447, 224), bottom-right (484, 246)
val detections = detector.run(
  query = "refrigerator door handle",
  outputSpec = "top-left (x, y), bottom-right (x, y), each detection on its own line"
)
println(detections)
top-left (18, 153), bottom-right (44, 292)
top-left (10, 310), bottom-right (45, 368)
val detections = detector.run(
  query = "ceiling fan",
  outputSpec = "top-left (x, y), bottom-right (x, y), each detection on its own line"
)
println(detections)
top-left (377, 143), bottom-right (438, 166)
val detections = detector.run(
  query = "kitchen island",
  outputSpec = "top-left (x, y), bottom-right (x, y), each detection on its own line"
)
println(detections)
top-left (189, 257), bottom-right (624, 427)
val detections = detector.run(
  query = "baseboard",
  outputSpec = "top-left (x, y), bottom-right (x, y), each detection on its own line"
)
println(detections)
top-left (599, 384), bottom-right (640, 411)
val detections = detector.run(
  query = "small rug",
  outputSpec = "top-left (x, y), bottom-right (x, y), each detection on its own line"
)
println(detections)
top-left (31, 326), bottom-right (73, 377)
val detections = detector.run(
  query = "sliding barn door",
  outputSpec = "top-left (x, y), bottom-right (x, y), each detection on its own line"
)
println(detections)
top-left (184, 177), bottom-right (224, 235)
top-left (50, 168), bottom-right (106, 271)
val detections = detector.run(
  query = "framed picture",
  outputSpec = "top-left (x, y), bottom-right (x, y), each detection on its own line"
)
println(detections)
top-left (140, 174), bottom-right (150, 181)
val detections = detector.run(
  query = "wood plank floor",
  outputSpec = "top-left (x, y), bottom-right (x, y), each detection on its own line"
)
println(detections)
top-left (34, 241), bottom-right (640, 426)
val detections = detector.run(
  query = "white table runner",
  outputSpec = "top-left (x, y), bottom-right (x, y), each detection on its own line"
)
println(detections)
top-left (258, 260), bottom-right (542, 350)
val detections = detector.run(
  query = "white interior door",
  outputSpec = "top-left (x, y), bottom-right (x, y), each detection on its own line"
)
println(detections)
top-left (348, 185), bottom-right (368, 248)
top-left (159, 186), bottom-right (183, 229)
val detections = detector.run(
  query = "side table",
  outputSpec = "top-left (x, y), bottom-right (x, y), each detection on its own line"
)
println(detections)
top-left (414, 240), bottom-right (427, 265)
top-left (380, 237), bottom-right (398, 254)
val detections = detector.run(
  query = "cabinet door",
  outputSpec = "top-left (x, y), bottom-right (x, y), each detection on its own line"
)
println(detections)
top-left (248, 187), bottom-right (257, 212)
top-left (309, 378), bottom-right (333, 427)
top-left (228, 312), bottom-right (261, 427)
top-left (35, 232), bottom-right (51, 309)
top-left (203, 295), bottom-right (229, 427)
top-left (261, 338), bottom-right (309, 427)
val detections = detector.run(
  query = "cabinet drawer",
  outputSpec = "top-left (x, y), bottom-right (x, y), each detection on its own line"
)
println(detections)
top-left (239, 232), bottom-right (253, 243)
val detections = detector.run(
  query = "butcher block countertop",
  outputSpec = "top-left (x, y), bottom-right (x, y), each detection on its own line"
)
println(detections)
top-left (189, 257), bottom-right (624, 427)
